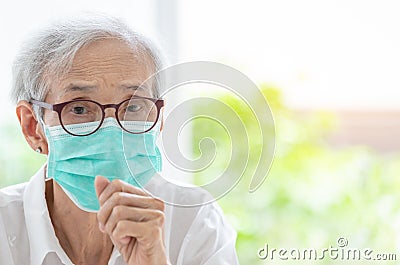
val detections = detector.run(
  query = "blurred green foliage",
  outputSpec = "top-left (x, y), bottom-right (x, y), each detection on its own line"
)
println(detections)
top-left (191, 84), bottom-right (400, 265)
top-left (0, 121), bottom-right (46, 188)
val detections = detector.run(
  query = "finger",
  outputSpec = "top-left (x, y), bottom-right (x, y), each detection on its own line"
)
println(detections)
top-left (98, 179), bottom-right (149, 205)
top-left (112, 220), bottom-right (164, 247)
top-left (120, 237), bottom-right (136, 264)
top-left (103, 205), bottom-right (164, 236)
top-left (97, 192), bottom-right (164, 229)
top-left (94, 175), bottom-right (110, 199)
top-left (100, 191), bottom-right (164, 216)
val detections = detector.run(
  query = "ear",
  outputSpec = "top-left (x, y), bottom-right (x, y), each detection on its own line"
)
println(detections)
top-left (16, 100), bottom-right (49, 155)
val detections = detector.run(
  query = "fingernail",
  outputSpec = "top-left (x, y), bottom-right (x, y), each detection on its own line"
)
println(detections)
top-left (120, 236), bottom-right (130, 245)
top-left (99, 223), bottom-right (105, 232)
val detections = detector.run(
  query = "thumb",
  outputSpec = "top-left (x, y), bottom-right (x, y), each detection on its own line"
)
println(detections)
top-left (95, 175), bottom-right (110, 200)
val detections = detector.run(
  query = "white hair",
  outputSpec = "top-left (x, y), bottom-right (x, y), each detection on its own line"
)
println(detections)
top-left (11, 15), bottom-right (164, 117)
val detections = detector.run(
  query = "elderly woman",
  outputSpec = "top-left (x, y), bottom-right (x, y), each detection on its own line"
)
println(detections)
top-left (0, 16), bottom-right (238, 265)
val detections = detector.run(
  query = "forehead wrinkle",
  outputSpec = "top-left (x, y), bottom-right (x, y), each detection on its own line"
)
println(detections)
top-left (68, 58), bottom-right (149, 83)
top-left (65, 38), bottom-right (151, 77)
top-left (56, 39), bottom-right (155, 97)
top-left (72, 56), bottom-right (140, 72)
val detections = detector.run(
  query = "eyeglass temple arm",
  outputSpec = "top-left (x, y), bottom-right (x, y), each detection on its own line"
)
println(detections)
top-left (29, 99), bottom-right (54, 110)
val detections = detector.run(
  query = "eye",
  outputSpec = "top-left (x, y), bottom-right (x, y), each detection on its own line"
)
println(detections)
top-left (127, 104), bottom-right (142, 112)
top-left (71, 106), bottom-right (87, 115)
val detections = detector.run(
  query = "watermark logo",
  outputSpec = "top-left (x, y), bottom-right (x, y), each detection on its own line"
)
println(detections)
top-left (125, 61), bottom-right (276, 206)
top-left (257, 237), bottom-right (397, 261)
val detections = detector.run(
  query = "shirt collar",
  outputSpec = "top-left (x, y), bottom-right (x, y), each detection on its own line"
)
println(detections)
top-left (23, 165), bottom-right (124, 265)
top-left (23, 165), bottom-right (73, 265)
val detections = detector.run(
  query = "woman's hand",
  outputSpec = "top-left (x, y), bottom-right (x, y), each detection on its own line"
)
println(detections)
top-left (95, 176), bottom-right (170, 265)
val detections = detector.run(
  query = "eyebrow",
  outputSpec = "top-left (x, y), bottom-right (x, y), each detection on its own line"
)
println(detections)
top-left (62, 85), bottom-right (97, 95)
top-left (61, 83), bottom-right (149, 96)
top-left (120, 84), bottom-right (154, 97)
top-left (120, 85), bottom-right (142, 91)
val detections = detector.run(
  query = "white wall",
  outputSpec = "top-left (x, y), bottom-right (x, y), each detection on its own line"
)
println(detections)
top-left (178, 0), bottom-right (400, 110)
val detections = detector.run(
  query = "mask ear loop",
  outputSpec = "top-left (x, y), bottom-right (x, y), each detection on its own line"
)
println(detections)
top-left (36, 117), bottom-right (51, 179)
top-left (37, 116), bottom-right (46, 132)
top-left (34, 116), bottom-right (46, 154)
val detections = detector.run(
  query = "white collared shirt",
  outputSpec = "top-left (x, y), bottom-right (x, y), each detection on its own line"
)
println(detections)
top-left (0, 166), bottom-right (239, 265)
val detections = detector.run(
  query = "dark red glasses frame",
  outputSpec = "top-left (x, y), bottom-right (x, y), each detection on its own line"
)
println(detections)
top-left (30, 96), bottom-right (164, 136)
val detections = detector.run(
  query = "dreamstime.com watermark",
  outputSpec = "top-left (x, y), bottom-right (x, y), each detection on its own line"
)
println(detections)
top-left (258, 237), bottom-right (397, 261)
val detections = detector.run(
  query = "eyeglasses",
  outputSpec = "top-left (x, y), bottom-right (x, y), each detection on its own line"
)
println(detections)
top-left (30, 96), bottom-right (164, 136)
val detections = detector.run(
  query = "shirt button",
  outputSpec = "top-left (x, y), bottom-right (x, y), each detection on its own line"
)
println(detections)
top-left (8, 235), bottom-right (16, 247)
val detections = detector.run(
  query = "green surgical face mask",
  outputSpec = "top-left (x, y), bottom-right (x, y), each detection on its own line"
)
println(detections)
top-left (43, 118), bottom-right (162, 212)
